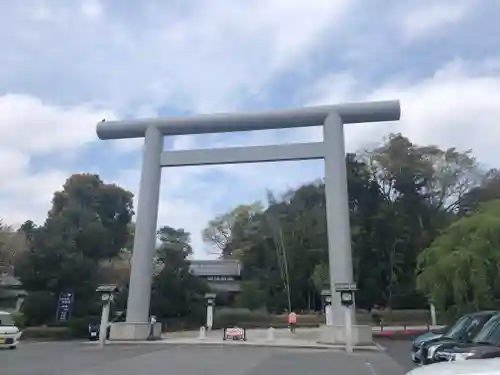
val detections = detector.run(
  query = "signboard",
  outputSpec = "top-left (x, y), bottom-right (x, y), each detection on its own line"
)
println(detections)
top-left (334, 282), bottom-right (357, 292)
top-left (223, 327), bottom-right (246, 341)
top-left (56, 292), bottom-right (74, 321)
top-left (206, 276), bottom-right (235, 281)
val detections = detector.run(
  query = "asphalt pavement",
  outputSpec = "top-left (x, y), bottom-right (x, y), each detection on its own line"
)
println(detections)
top-left (379, 338), bottom-right (415, 372)
top-left (1, 339), bottom-right (416, 375)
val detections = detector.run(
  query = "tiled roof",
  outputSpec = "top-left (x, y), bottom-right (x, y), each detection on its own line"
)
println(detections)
top-left (188, 259), bottom-right (241, 277)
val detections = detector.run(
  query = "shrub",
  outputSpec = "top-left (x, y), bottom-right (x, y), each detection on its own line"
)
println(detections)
top-left (21, 327), bottom-right (73, 340)
top-left (10, 311), bottom-right (27, 328)
top-left (369, 311), bottom-right (383, 324)
top-left (212, 308), bottom-right (439, 330)
top-left (162, 318), bottom-right (202, 332)
top-left (21, 291), bottom-right (56, 326)
top-left (374, 309), bottom-right (441, 325)
top-left (52, 316), bottom-right (96, 338)
top-left (213, 308), bottom-right (271, 329)
top-left (67, 317), bottom-right (93, 338)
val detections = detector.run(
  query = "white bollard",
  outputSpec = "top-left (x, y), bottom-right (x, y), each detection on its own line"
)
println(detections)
top-left (325, 304), bottom-right (333, 326)
top-left (206, 304), bottom-right (214, 331)
top-left (344, 306), bottom-right (353, 354)
top-left (267, 327), bottom-right (275, 342)
top-left (199, 326), bottom-right (206, 340)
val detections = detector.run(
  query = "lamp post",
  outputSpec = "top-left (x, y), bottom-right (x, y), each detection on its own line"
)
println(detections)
top-left (321, 289), bottom-right (333, 326)
top-left (205, 293), bottom-right (216, 331)
top-left (334, 282), bottom-right (357, 353)
top-left (96, 285), bottom-right (118, 348)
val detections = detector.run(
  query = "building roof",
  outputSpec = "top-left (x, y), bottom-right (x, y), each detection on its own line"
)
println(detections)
top-left (188, 259), bottom-right (241, 277)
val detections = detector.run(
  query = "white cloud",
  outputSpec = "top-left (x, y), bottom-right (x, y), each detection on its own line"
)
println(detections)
top-left (0, 0), bottom-right (353, 257)
top-left (0, 167), bottom-right (68, 226)
top-left (80, 0), bottom-right (103, 19)
top-left (399, 0), bottom-right (477, 42)
top-left (0, 0), bottom-right (353, 114)
top-left (0, 94), bottom-right (115, 154)
top-left (0, 93), bottom-right (115, 227)
top-left (308, 57), bottom-right (500, 168)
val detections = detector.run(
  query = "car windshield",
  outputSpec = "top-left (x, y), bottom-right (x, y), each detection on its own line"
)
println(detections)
top-left (0, 314), bottom-right (15, 326)
top-left (473, 316), bottom-right (500, 344)
top-left (445, 315), bottom-right (472, 338)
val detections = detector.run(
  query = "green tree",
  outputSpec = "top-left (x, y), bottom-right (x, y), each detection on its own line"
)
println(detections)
top-left (310, 263), bottom-right (329, 292)
top-left (0, 220), bottom-right (29, 269)
top-left (45, 174), bottom-right (134, 260)
top-left (202, 202), bottom-right (263, 257)
top-left (16, 173), bottom-right (134, 321)
top-left (459, 169), bottom-right (500, 215)
top-left (98, 249), bottom-right (132, 288)
top-left (416, 200), bottom-right (500, 316)
top-left (204, 155), bottom-right (392, 312)
top-left (363, 134), bottom-right (482, 308)
top-left (150, 226), bottom-right (208, 323)
top-left (234, 280), bottom-right (268, 310)
top-left (157, 226), bottom-right (193, 256)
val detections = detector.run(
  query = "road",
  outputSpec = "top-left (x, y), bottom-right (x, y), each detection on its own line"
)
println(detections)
top-left (1, 340), bottom-right (415, 375)
top-left (379, 338), bottom-right (415, 371)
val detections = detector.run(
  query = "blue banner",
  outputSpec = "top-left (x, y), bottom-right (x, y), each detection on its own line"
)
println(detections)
top-left (56, 291), bottom-right (74, 321)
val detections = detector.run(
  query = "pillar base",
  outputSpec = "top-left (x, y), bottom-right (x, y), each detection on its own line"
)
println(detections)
top-left (109, 322), bottom-right (162, 341)
top-left (318, 324), bottom-right (373, 345)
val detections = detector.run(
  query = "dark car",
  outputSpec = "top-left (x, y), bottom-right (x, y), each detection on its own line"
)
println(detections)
top-left (411, 328), bottom-right (446, 363)
top-left (431, 312), bottom-right (500, 363)
top-left (415, 311), bottom-right (497, 365)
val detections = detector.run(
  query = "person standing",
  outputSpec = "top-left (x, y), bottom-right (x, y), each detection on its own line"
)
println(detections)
top-left (288, 311), bottom-right (297, 333)
top-left (148, 315), bottom-right (157, 340)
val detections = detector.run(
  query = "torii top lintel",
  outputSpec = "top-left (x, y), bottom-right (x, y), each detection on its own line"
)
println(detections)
top-left (96, 100), bottom-right (401, 140)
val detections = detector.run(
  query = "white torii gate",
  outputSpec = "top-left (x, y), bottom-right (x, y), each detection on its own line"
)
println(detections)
top-left (96, 100), bottom-right (401, 340)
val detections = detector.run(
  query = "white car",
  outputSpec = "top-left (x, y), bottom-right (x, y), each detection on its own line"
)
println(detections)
top-left (0, 311), bottom-right (21, 349)
top-left (406, 358), bottom-right (500, 375)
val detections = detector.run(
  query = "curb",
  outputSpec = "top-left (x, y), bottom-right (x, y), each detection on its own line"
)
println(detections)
top-left (84, 339), bottom-right (384, 352)
top-left (373, 330), bottom-right (425, 340)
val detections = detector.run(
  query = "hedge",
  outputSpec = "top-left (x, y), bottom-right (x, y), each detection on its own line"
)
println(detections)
top-left (212, 308), bottom-right (441, 329)
top-left (54, 316), bottom-right (95, 338)
top-left (19, 316), bottom-right (96, 340)
top-left (10, 311), bottom-right (27, 329)
top-left (21, 327), bottom-right (74, 340)
top-left (362, 309), bottom-right (443, 325)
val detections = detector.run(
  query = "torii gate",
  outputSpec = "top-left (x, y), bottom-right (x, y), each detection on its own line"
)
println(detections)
top-left (96, 100), bottom-right (401, 340)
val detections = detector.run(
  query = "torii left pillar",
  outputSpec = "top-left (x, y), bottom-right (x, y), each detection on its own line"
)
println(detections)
top-left (109, 126), bottom-right (163, 340)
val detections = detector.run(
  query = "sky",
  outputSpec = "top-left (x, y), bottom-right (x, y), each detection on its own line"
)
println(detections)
top-left (1, 0), bottom-right (499, 259)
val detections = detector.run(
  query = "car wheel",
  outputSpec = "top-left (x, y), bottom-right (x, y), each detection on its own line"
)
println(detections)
top-left (9, 345), bottom-right (17, 350)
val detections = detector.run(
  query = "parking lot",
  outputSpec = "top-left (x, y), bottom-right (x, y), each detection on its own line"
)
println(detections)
top-left (1, 339), bottom-right (415, 375)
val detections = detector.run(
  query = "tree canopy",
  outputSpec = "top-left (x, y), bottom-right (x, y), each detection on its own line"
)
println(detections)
top-left (2, 132), bottom-right (499, 325)
top-left (150, 226), bottom-right (208, 323)
top-left (202, 133), bottom-right (499, 314)
top-left (417, 200), bottom-right (500, 316)
top-left (11, 174), bottom-right (135, 320)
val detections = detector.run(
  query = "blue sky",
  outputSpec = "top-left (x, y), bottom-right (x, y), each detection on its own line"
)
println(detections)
top-left (0, 0), bottom-right (499, 258)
